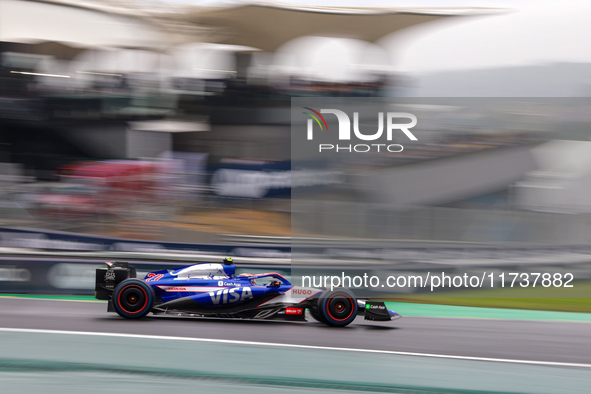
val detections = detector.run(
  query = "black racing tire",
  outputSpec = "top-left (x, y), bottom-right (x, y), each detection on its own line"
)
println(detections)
top-left (317, 289), bottom-right (358, 327)
top-left (112, 278), bottom-right (155, 319)
top-left (307, 307), bottom-right (326, 323)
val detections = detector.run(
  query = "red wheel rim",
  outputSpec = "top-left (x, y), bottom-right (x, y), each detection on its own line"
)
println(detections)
top-left (117, 285), bottom-right (148, 314)
top-left (325, 293), bottom-right (354, 322)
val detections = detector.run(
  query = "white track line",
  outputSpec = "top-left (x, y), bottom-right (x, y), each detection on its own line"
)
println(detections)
top-left (0, 327), bottom-right (589, 369)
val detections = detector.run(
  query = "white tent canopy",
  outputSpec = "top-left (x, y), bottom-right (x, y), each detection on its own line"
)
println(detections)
top-left (0, 0), bottom-right (169, 50)
top-left (173, 3), bottom-right (495, 52)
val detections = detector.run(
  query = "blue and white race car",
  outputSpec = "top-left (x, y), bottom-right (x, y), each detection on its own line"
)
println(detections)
top-left (95, 259), bottom-right (401, 327)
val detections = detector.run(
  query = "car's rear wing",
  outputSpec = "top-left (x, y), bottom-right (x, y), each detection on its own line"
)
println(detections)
top-left (95, 261), bottom-right (136, 300)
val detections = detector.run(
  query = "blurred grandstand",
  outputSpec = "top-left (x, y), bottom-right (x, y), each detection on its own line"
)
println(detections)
top-left (1, 0), bottom-right (590, 246)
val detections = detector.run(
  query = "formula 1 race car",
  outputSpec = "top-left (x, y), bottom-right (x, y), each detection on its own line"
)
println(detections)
top-left (95, 259), bottom-right (401, 327)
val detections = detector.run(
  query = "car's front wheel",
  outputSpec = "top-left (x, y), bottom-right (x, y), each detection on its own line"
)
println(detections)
top-left (317, 289), bottom-right (358, 327)
top-left (112, 279), bottom-right (155, 319)
top-left (307, 307), bottom-right (325, 323)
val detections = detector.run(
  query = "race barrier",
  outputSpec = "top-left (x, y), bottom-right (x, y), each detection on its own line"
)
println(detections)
top-left (0, 257), bottom-right (291, 295)
top-left (0, 227), bottom-right (290, 258)
top-left (3, 253), bottom-right (591, 296)
top-left (3, 227), bottom-right (591, 295)
top-left (6, 226), bottom-right (591, 262)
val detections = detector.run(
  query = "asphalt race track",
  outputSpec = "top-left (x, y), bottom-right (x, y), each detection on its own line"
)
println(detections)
top-left (1, 297), bottom-right (590, 365)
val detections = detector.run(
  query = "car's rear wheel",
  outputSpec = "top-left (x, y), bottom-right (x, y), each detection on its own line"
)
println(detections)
top-left (112, 279), bottom-right (155, 319)
top-left (317, 289), bottom-right (358, 327)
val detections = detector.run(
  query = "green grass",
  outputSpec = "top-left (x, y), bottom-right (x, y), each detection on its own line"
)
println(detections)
top-left (0, 294), bottom-right (101, 302)
top-left (385, 281), bottom-right (591, 313)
